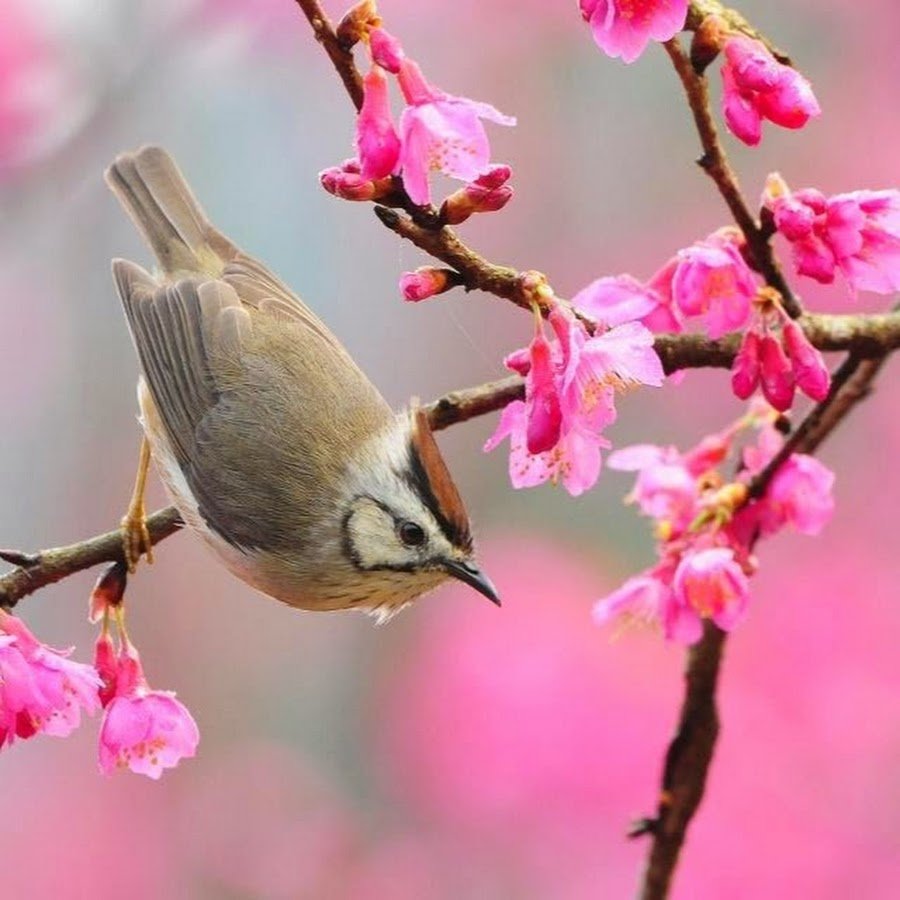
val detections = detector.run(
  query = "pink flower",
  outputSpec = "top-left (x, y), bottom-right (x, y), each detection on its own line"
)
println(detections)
top-left (660, 230), bottom-right (757, 338)
top-left (758, 334), bottom-right (795, 411)
top-left (731, 329), bottom-right (762, 399)
top-left (524, 321), bottom-right (563, 454)
top-left (782, 320), bottom-right (830, 401)
top-left (368, 26), bottom-right (405, 74)
top-left (593, 572), bottom-right (671, 630)
top-left (580, 0), bottom-right (689, 65)
top-left (0, 612), bottom-right (100, 747)
top-left (765, 175), bottom-right (900, 294)
top-left (397, 59), bottom-right (515, 205)
top-left (760, 455), bottom-right (835, 537)
top-left (720, 35), bottom-right (820, 146)
top-left (356, 65), bottom-right (401, 180)
top-left (98, 644), bottom-right (199, 779)
top-left (399, 267), bottom-right (451, 302)
top-left (608, 444), bottom-right (699, 535)
top-left (668, 547), bottom-right (750, 643)
top-left (484, 401), bottom-right (607, 497)
top-left (571, 274), bottom-right (665, 328)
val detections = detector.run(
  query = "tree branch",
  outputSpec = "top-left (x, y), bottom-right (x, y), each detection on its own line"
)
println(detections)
top-left (636, 348), bottom-right (891, 899)
top-left (663, 37), bottom-right (802, 318)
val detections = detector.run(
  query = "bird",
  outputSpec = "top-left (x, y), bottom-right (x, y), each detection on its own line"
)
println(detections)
top-left (106, 145), bottom-right (498, 620)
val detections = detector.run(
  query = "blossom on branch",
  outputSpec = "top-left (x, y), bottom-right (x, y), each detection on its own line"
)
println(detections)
top-left (763, 174), bottom-right (900, 294)
top-left (396, 59), bottom-right (515, 205)
top-left (579, 0), bottom-right (689, 65)
top-left (98, 640), bottom-right (199, 780)
top-left (486, 301), bottom-right (663, 496)
top-left (720, 35), bottom-right (820, 146)
top-left (0, 610), bottom-right (100, 748)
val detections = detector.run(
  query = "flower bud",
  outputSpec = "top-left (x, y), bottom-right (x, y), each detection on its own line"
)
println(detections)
top-left (369, 26), bottom-right (405, 74)
top-left (336, 0), bottom-right (379, 48)
top-left (93, 631), bottom-right (118, 708)
top-left (782, 319), bottom-right (830, 401)
top-left (89, 560), bottom-right (127, 624)
top-left (319, 162), bottom-right (393, 202)
top-left (399, 267), bottom-right (454, 302)
top-left (758, 334), bottom-right (795, 411)
top-left (356, 65), bottom-right (400, 179)
top-left (441, 165), bottom-right (513, 225)
top-left (731, 329), bottom-right (761, 400)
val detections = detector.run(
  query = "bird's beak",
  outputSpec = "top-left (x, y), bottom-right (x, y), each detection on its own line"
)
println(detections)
top-left (443, 559), bottom-right (501, 606)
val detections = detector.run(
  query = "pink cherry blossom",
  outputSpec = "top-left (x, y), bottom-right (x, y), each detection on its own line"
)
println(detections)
top-left (571, 274), bottom-right (663, 328)
top-left (0, 612), bottom-right (100, 748)
top-left (760, 455), bottom-right (835, 537)
top-left (731, 329), bottom-right (762, 399)
top-left (580, 0), bottom-right (689, 65)
top-left (659, 230), bottom-right (757, 338)
top-left (484, 401), bottom-right (607, 497)
top-left (98, 644), bottom-right (199, 779)
top-left (368, 26), bottom-right (405, 74)
top-left (720, 35), bottom-right (820, 146)
top-left (356, 65), bottom-right (401, 180)
top-left (593, 572), bottom-right (671, 630)
top-left (608, 444), bottom-right (699, 535)
top-left (524, 321), bottom-right (563, 454)
top-left (668, 547), bottom-right (750, 643)
top-left (782, 320), bottom-right (830, 401)
top-left (396, 59), bottom-right (515, 205)
top-left (758, 334), bottom-right (795, 411)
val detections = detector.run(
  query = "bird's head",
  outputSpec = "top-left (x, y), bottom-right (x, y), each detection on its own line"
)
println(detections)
top-left (340, 405), bottom-right (499, 616)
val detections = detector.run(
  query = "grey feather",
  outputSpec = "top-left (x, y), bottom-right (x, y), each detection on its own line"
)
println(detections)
top-left (109, 148), bottom-right (393, 557)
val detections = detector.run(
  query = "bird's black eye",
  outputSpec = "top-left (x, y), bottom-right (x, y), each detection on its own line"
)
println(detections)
top-left (398, 520), bottom-right (426, 547)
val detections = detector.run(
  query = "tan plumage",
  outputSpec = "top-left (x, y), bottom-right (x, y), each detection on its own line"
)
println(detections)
top-left (107, 146), bottom-right (497, 617)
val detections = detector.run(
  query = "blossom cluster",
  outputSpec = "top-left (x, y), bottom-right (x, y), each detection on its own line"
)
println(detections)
top-left (0, 571), bottom-right (197, 779)
top-left (594, 407), bottom-right (835, 643)
top-left (485, 293), bottom-right (664, 496)
top-left (320, 7), bottom-right (514, 209)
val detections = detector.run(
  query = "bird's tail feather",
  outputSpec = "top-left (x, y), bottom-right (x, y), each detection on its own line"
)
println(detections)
top-left (105, 145), bottom-right (236, 277)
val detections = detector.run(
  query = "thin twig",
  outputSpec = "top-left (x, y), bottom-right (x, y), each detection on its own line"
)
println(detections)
top-left (663, 37), bottom-right (802, 318)
top-left (293, 0), bottom-right (364, 110)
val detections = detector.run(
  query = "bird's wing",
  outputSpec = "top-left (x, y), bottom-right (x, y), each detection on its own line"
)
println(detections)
top-left (113, 259), bottom-right (393, 552)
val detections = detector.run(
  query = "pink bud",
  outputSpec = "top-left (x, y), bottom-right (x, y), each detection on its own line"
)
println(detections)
top-left (525, 326), bottom-right (562, 455)
top-left (369, 26), bottom-right (405, 74)
top-left (93, 632), bottom-right (118, 708)
top-left (758, 334), bottom-right (795, 411)
top-left (319, 166), bottom-right (376, 201)
top-left (399, 267), bottom-right (451, 302)
top-left (356, 65), bottom-right (400, 180)
top-left (782, 320), bottom-right (830, 401)
top-left (503, 347), bottom-right (532, 376)
top-left (442, 166), bottom-right (514, 225)
top-left (731, 330), bottom-right (761, 399)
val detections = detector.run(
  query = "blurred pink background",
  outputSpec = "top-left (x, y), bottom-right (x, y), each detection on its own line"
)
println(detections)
top-left (1, 1), bottom-right (898, 896)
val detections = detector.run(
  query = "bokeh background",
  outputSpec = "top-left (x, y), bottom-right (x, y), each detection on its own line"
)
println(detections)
top-left (2, 1), bottom-right (899, 897)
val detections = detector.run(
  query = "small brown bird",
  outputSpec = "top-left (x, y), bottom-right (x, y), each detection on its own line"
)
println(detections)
top-left (107, 146), bottom-right (498, 620)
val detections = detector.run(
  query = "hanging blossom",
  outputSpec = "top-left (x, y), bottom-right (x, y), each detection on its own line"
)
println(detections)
top-left (730, 289), bottom-right (830, 410)
top-left (577, 229), bottom-right (758, 341)
top-left (96, 631), bottom-right (199, 780)
top-left (579, 0), bottom-right (689, 65)
top-left (763, 173), bottom-right (900, 295)
top-left (395, 57), bottom-right (515, 205)
top-left (0, 610), bottom-right (100, 748)
top-left (720, 34), bottom-right (820, 146)
top-left (322, 22), bottom-right (514, 209)
top-left (594, 409), bottom-right (834, 644)
top-left (485, 298), bottom-right (664, 497)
